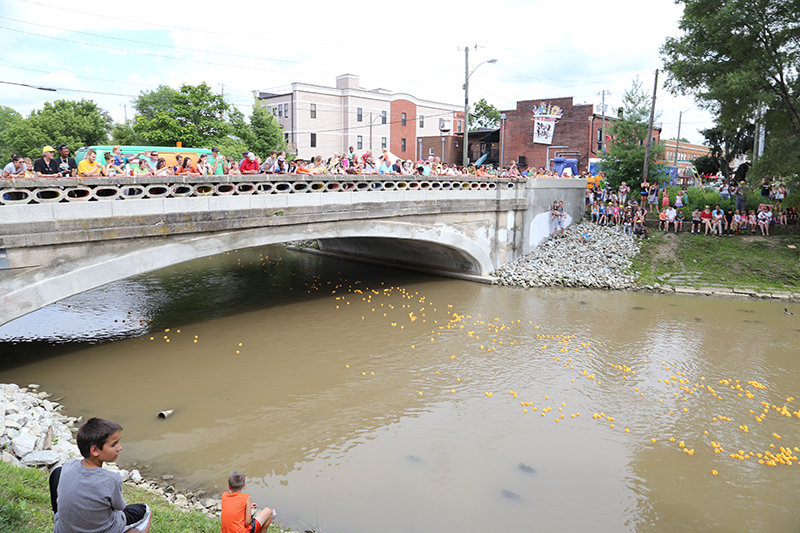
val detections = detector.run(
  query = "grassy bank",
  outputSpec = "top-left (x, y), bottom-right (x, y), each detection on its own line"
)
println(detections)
top-left (630, 231), bottom-right (800, 292)
top-left (0, 462), bottom-right (293, 533)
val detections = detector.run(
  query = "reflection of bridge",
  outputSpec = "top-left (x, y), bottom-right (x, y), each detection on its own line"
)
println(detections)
top-left (0, 174), bottom-right (584, 325)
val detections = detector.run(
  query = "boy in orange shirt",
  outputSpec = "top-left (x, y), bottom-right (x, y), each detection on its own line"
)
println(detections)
top-left (221, 472), bottom-right (275, 533)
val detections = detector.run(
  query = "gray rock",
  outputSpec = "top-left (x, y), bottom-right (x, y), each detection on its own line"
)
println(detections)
top-left (21, 450), bottom-right (61, 467)
top-left (11, 432), bottom-right (38, 457)
top-left (130, 469), bottom-right (143, 483)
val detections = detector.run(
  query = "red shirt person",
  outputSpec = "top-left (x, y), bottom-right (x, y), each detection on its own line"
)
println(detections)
top-left (240, 152), bottom-right (260, 174)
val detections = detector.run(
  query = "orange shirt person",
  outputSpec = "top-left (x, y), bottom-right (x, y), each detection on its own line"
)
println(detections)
top-left (294, 159), bottom-right (313, 174)
top-left (220, 472), bottom-right (274, 533)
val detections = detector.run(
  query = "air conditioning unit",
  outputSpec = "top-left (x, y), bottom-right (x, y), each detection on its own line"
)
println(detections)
top-left (439, 118), bottom-right (452, 132)
top-left (595, 104), bottom-right (608, 114)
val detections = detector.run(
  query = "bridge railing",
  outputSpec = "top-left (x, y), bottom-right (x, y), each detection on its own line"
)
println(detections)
top-left (0, 174), bottom-right (524, 205)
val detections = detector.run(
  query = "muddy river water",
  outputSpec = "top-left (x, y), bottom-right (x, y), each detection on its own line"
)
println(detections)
top-left (1, 246), bottom-right (798, 533)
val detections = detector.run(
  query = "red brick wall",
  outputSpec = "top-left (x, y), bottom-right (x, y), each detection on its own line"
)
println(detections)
top-left (501, 97), bottom-right (600, 171)
top-left (391, 100), bottom-right (417, 158)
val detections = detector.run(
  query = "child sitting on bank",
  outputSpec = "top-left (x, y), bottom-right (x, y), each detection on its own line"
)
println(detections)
top-left (52, 418), bottom-right (151, 533)
top-left (658, 207), bottom-right (667, 231)
top-left (221, 472), bottom-right (276, 533)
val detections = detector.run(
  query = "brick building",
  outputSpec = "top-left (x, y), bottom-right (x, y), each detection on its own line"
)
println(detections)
top-left (499, 96), bottom-right (661, 172)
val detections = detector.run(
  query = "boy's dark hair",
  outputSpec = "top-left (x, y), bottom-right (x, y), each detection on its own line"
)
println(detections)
top-left (228, 471), bottom-right (246, 491)
top-left (76, 417), bottom-right (123, 458)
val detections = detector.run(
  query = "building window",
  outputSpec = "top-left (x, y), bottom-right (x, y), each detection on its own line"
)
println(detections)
top-left (284, 133), bottom-right (289, 142)
top-left (381, 111), bottom-right (387, 124)
top-left (401, 113), bottom-right (407, 126)
top-left (277, 106), bottom-right (283, 118)
top-left (310, 104), bottom-right (317, 119)
top-left (597, 128), bottom-right (603, 151)
top-left (381, 137), bottom-right (387, 149)
top-left (429, 147), bottom-right (435, 156)
top-left (419, 115), bottom-right (424, 127)
top-left (457, 120), bottom-right (462, 133)
top-left (401, 138), bottom-right (407, 152)
top-left (357, 108), bottom-right (363, 122)
top-left (310, 133), bottom-right (317, 148)
top-left (283, 103), bottom-right (288, 117)
top-left (357, 135), bottom-right (363, 150)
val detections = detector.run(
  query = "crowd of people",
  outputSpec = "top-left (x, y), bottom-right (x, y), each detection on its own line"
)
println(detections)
top-left (3, 144), bottom-right (595, 179)
top-left (582, 173), bottom-right (797, 238)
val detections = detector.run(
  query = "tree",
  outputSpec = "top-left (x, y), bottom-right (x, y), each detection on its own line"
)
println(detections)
top-left (133, 83), bottom-right (230, 147)
top-left (470, 98), bottom-right (500, 129)
top-left (699, 125), bottom-right (754, 180)
top-left (0, 105), bottom-right (23, 157)
top-left (661, 0), bottom-right (800, 176)
top-left (692, 155), bottom-right (720, 176)
top-left (599, 78), bottom-right (666, 188)
top-left (111, 120), bottom-right (144, 146)
top-left (248, 105), bottom-right (289, 157)
top-left (2, 100), bottom-right (111, 159)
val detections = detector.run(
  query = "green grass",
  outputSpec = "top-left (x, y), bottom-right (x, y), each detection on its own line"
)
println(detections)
top-left (630, 232), bottom-right (800, 291)
top-left (0, 462), bottom-right (293, 533)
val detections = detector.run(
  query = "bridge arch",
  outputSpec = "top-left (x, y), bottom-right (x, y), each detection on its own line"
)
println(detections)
top-left (1, 221), bottom-right (491, 326)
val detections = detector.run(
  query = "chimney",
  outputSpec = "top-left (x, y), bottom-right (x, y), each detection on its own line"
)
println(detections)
top-left (336, 74), bottom-right (360, 90)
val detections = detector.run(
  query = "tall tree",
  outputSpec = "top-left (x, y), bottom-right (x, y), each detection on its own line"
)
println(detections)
top-left (661, 0), bottom-right (800, 175)
top-left (470, 98), bottom-right (500, 129)
top-left (133, 83), bottom-right (230, 147)
top-left (599, 78), bottom-right (666, 188)
top-left (0, 105), bottom-right (23, 157)
top-left (2, 100), bottom-right (111, 159)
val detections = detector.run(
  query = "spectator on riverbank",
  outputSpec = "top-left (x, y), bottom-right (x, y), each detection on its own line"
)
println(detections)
top-left (52, 417), bottom-right (151, 533)
top-left (240, 152), bottom-right (260, 175)
top-left (758, 206), bottom-right (772, 236)
top-left (711, 205), bottom-right (724, 236)
top-left (220, 472), bottom-right (274, 533)
top-left (701, 205), bottom-right (713, 236)
top-left (691, 207), bottom-right (701, 234)
top-left (665, 205), bottom-right (677, 234)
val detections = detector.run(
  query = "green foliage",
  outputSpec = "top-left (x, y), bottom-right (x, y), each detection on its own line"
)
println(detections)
top-left (0, 105), bottom-right (23, 158)
top-left (599, 78), bottom-right (666, 188)
top-left (2, 100), bottom-right (112, 159)
top-left (692, 155), bottom-right (719, 176)
top-left (470, 98), bottom-right (500, 129)
top-left (249, 105), bottom-right (289, 158)
top-left (111, 120), bottom-right (144, 146)
top-left (133, 83), bottom-right (230, 147)
top-left (661, 0), bottom-right (800, 176)
top-left (130, 84), bottom-right (288, 157)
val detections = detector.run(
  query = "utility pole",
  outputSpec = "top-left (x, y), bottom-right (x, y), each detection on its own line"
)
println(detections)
top-left (673, 110), bottom-right (683, 167)
top-left (462, 45), bottom-right (470, 167)
top-left (598, 90), bottom-right (610, 152)
top-left (642, 69), bottom-right (659, 182)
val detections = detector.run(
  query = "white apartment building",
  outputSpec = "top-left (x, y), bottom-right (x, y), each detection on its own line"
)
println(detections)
top-left (253, 74), bottom-right (464, 160)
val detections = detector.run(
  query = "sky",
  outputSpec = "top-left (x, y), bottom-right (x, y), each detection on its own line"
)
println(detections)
top-left (0, 0), bottom-right (713, 145)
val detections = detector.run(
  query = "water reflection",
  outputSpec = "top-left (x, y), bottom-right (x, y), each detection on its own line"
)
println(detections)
top-left (0, 247), bottom-right (798, 533)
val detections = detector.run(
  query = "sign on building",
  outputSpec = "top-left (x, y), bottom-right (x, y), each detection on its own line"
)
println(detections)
top-left (532, 103), bottom-right (564, 145)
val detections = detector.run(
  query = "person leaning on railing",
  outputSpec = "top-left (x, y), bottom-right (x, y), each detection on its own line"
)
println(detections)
top-left (3, 154), bottom-right (28, 178)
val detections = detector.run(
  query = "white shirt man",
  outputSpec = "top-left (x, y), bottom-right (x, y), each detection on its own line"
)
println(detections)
top-left (665, 205), bottom-right (677, 233)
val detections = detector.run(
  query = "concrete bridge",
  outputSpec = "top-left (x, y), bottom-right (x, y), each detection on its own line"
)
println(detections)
top-left (0, 174), bottom-right (584, 326)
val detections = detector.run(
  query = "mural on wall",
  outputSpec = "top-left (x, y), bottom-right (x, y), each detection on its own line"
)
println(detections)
top-left (532, 103), bottom-right (563, 145)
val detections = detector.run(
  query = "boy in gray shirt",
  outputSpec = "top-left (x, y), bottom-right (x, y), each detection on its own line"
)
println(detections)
top-left (52, 417), bottom-right (151, 533)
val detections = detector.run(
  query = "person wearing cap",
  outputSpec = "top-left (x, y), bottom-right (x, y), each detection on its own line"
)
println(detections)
top-left (54, 145), bottom-right (78, 177)
top-left (33, 145), bottom-right (60, 177)
top-left (240, 152), bottom-right (260, 174)
top-left (77, 149), bottom-right (104, 177)
top-left (3, 154), bottom-right (28, 178)
top-left (209, 147), bottom-right (227, 175)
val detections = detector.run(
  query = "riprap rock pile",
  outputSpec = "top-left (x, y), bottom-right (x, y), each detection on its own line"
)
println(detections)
top-left (492, 224), bottom-right (640, 289)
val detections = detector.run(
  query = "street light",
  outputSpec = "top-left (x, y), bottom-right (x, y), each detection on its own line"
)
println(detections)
top-left (462, 49), bottom-right (497, 168)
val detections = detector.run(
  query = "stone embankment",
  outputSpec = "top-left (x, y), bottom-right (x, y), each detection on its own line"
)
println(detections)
top-left (0, 383), bottom-right (223, 518)
top-left (492, 223), bottom-right (640, 289)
